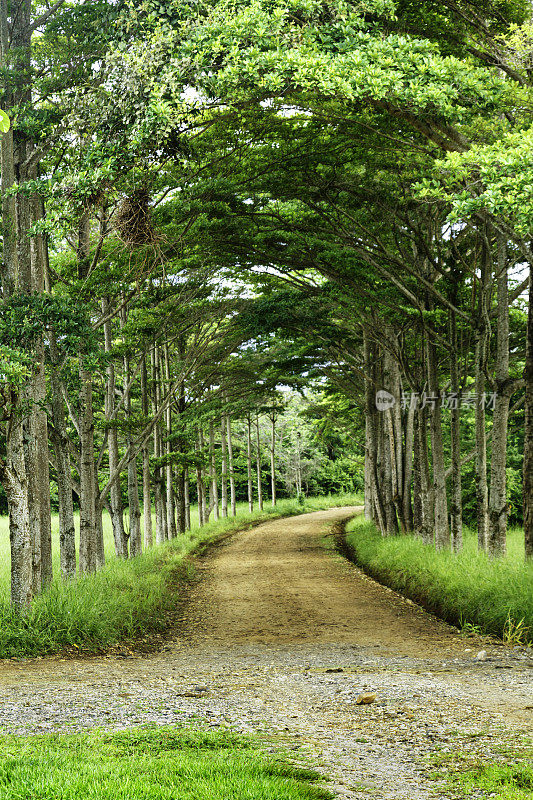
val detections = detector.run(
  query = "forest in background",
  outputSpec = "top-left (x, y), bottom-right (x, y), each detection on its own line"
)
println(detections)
top-left (1, 0), bottom-right (533, 610)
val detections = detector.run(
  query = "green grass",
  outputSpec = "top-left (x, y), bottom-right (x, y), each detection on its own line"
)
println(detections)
top-left (428, 741), bottom-right (533, 799)
top-left (0, 493), bottom-right (361, 659)
top-left (344, 516), bottom-right (533, 643)
top-left (0, 726), bottom-right (333, 800)
top-left (453, 762), bottom-right (533, 798)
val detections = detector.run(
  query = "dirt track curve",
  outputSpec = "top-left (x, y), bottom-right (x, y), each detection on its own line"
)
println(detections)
top-left (182, 507), bottom-right (463, 654)
top-left (0, 507), bottom-right (531, 800)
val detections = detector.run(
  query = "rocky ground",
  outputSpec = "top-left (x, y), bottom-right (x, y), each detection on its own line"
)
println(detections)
top-left (0, 507), bottom-right (531, 799)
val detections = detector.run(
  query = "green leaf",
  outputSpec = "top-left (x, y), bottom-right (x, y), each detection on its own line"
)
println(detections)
top-left (0, 110), bottom-right (10, 133)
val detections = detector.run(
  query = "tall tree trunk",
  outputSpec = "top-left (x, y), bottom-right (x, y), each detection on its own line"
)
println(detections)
top-left (95, 502), bottom-right (105, 569)
top-left (427, 338), bottom-right (450, 549)
top-left (227, 414), bottom-right (237, 517)
top-left (256, 416), bottom-right (263, 511)
top-left (199, 427), bottom-right (208, 522)
top-left (364, 413), bottom-right (374, 521)
top-left (270, 413), bottom-right (277, 507)
top-left (176, 470), bottom-right (186, 534)
top-left (184, 472), bottom-right (191, 531)
top-left (449, 307), bottom-right (463, 552)
top-left (488, 236), bottom-right (510, 557)
top-left (2, 418), bottom-right (32, 610)
top-left (141, 357), bottom-right (153, 548)
top-left (417, 405), bottom-right (434, 545)
top-left (152, 346), bottom-right (165, 544)
top-left (475, 331), bottom-right (489, 551)
top-left (209, 419), bottom-right (219, 519)
top-left (103, 298), bottom-right (128, 559)
top-left (475, 241), bottom-right (491, 551)
top-left (220, 416), bottom-right (228, 517)
top-left (524, 261), bottom-right (533, 561)
top-left (412, 412), bottom-right (423, 534)
top-left (78, 361), bottom-right (97, 573)
top-left (246, 415), bottom-right (254, 513)
top-left (27, 189), bottom-right (52, 590)
top-left (163, 345), bottom-right (177, 539)
top-left (0, 0), bottom-right (49, 604)
top-left (49, 335), bottom-right (76, 580)
top-left (77, 208), bottom-right (99, 572)
top-left (122, 328), bottom-right (141, 557)
top-left (363, 329), bottom-right (386, 534)
top-left (196, 429), bottom-right (205, 526)
top-left (402, 401), bottom-right (415, 532)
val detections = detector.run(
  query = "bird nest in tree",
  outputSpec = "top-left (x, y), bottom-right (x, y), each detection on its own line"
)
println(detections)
top-left (114, 189), bottom-right (156, 247)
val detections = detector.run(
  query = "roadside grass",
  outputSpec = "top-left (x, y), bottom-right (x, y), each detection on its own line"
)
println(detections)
top-left (344, 516), bottom-right (533, 643)
top-left (428, 739), bottom-right (533, 799)
top-left (0, 726), bottom-right (333, 800)
top-left (0, 493), bottom-right (361, 659)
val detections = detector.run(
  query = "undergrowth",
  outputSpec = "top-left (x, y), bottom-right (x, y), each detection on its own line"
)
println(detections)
top-left (0, 494), bottom-right (360, 659)
top-left (344, 516), bottom-right (533, 643)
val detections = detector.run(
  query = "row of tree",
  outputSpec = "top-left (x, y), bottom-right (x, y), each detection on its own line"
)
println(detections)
top-left (1, 0), bottom-right (533, 609)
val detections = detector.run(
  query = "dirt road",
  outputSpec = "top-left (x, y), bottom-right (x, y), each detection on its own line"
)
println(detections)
top-left (0, 507), bottom-right (531, 799)
top-left (181, 507), bottom-right (464, 653)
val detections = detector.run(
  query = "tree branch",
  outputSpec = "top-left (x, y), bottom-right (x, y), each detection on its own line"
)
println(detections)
top-left (30, 0), bottom-right (67, 33)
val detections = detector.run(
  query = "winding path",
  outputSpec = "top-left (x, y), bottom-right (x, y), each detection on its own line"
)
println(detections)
top-left (0, 507), bottom-right (531, 799)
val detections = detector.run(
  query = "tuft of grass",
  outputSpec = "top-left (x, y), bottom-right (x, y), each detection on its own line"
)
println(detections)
top-left (0, 726), bottom-right (334, 799)
top-left (344, 516), bottom-right (533, 642)
top-left (0, 494), bottom-right (361, 659)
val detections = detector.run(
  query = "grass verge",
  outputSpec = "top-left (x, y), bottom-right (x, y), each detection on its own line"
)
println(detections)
top-left (0, 494), bottom-right (361, 659)
top-left (428, 739), bottom-right (533, 799)
top-left (343, 516), bottom-right (533, 643)
top-left (0, 726), bottom-right (333, 800)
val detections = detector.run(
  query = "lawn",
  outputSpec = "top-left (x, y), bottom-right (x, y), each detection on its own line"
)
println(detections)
top-left (0, 726), bottom-right (333, 800)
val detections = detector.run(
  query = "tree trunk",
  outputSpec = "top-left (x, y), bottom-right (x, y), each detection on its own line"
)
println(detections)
top-left (184, 472), bottom-right (191, 531)
top-left (103, 298), bottom-right (128, 559)
top-left (246, 415), bottom-right (254, 513)
top-left (417, 401), bottom-right (434, 545)
top-left (256, 416), bottom-right (263, 511)
top-left (49, 336), bottom-right (76, 580)
top-left (402, 401), bottom-right (415, 532)
top-left (163, 345), bottom-right (177, 539)
top-left (412, 412), bottom-right (423, 534)
top-left (270, 414), bottom-right (277, 507)
top-left (209, 418), bottom-right (219, 519)
top-left (363, 328), bottom-right (386, 533)
top-left (449, 307), bottom-right (463, 552)
top-left (227, 414), bottom-right (237, 516)
top-left (220, 416), bottom-right (228, 518)
top-left (0, 0), bottom-right (48, 604)
top-left (78, 361), bottom-right (97, 573)
top-left (475, 331), bottom-right (489, 551)
top-left (426, 338), bottom-right (450, 549)
top-left (95, 501), bottom-right (105, 569)
top-left (524, 261), bottom-right (533, 561)
top-left (141, 357), bottom-right (153, 548)
top-left (196, 430), bottom-right (205, 526)
top-left (199, 427), bottom-right (208, 522)
top-left (26, 190), bottom-right (52, 590)
top-left (152, 346), bottom-right (166, 544)
top-left (2, 418), bottom-right (32, 610)
top-left (488, 237), bottom-right (510, 557)
top-left (364, 412), bottom-right (373, 521)
top-left (123, 333), bottom-right (141, 557)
